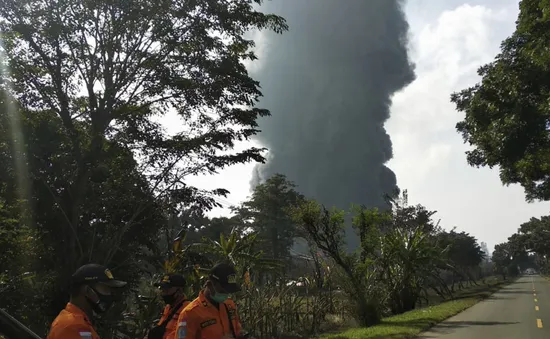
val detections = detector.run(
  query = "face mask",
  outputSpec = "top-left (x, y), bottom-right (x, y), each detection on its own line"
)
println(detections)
top-left (211, 285), bottom-right (229, 303)
top-left (211, 293), bottom-right (229, 303)
top-left (162, 293), bottom-right (176, 305)
top-left (86, 286), bottom-right (114, 314)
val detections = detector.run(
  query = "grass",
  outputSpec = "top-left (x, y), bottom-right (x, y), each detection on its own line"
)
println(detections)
top-left (320, 277), bottom-right (510, 339)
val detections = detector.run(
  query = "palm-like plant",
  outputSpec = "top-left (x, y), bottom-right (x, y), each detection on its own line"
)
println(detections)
top-left (379, 225), bottom-right (451, 314)
top-left (191, 227), bottom-right (282, 283)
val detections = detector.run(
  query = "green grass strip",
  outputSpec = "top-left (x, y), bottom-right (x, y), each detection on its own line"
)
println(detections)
top-left (321, 279), bottom-right (509, 339)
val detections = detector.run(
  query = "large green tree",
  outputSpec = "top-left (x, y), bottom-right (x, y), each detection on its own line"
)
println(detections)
top-left (451, 0), bottom-right (550, 201)
top-left (0, 105), bottom-right (169, 335)
top-left (0, 0), bottom-right (287, 269)
top-left (292, 200), bottom-right (383, 326)
top-left (292, 197), bottom-right (452, 323)
top-left (435, 230), bottom-right (485, 289)
top-left (507, 215), bottom-right (550, 272)
top-left (492, 243), bottom-right (513, 279)
top-left (513, 216), bottom-right (550, 256)
top-left (238, 173), bottom-right (305, 261)
top-left (379, 224), bottom-right (449, 314)
top-left (0, 0), bottom-right (287, 334)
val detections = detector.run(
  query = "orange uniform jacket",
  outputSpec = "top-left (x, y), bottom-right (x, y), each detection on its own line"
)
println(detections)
top-left (175, 291), bottom-right (242, 339)
top-left (157, 299), bottom-right (190, 339)
top-left (47, 303), bottom-right (100, 339)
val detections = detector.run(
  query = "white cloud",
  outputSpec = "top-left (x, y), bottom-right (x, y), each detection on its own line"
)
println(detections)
top-left (387, 1), bottom-right (550, 250)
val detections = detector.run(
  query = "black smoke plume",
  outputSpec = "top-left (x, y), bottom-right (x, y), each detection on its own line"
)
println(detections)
top-left (251, 0), bottom-right (415, 249)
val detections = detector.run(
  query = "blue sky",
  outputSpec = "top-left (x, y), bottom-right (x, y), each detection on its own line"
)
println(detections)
top-left (183, 0), bottom-right (550, 252)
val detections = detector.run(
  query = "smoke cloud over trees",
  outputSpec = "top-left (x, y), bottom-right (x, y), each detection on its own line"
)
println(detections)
top-left (251, 0), bottom-right (415, 248)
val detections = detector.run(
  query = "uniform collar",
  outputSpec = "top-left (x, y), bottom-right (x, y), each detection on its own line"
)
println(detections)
top-left (66, 302), bottom-right (92, 325)
top-left (166, 295), bottom-right (188, 312)
top-left (198, 290), bottom-right (218, 308)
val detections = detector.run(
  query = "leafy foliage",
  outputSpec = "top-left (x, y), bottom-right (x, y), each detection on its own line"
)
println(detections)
top-left (491, 243), bottom-right (513, 279)
top-left (379, 225), bottom-right (449, 314)
top-left (238, 173), bottom-right (305, 261)
top-left (435, 230), bottom-right (485, 290)
top-left (0, 106), bottom-right (169, 334)
top-left (292, 199), bottom-right (384, 326)
top-left (500, 214), bottom-right (549, 275)
top-left (291, 189), bottom-right (490, 327)
top-left (0, 1), bottom-right (513, 337)
top-left (451, 0), bottom-right (550, 201)
top-left (0, 0), bottom-right (287, 336)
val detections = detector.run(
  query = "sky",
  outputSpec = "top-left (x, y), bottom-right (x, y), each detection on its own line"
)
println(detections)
top-left (184, 0), bottom-right (550, 252)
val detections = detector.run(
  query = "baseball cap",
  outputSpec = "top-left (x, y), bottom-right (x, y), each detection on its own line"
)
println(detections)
top-left (70, 264), bottom-right (127, 288)
top-left (209, 263), bottom-right (241, 293)
top-left (155, 274), bottom-right (186, 288)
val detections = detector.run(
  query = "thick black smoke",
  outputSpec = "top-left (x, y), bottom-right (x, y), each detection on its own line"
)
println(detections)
top-left (251, 0), bottom-right (415, 249)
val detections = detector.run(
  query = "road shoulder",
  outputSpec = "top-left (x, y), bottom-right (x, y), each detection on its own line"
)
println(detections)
top-left (321, 277), bottom-right (511, 339)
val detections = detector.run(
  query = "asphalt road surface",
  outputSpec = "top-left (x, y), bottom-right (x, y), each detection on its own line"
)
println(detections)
top-left (418, 275), bottom-right (548, 339)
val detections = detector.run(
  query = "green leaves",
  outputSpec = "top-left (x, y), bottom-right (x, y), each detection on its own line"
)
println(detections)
top-left (240, 174), bottom-right (305, 260)
top-left (293, 188), bottom-right (492, 320)
top-left (0, 0), bottom-right (290, 236)
top-left (452, 0), bottom-right (550, 201)
top-left (0, 1), bottom-right (287, 332)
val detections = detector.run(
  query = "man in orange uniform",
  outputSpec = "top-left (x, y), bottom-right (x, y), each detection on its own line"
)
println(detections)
top-left (175, 263), bottom-right (245, 339)
top-left (47, 264), bottom-right (127, 339)
top-left (147, 274), bottom-right (190, 339)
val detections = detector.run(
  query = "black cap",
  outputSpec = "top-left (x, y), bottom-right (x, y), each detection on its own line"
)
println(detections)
top-left (209, 263), bottom-right (241, 293)
top-left (155, 274), bottom-right (186, 288)
top-left (71, 264), bottom-right (127, 288)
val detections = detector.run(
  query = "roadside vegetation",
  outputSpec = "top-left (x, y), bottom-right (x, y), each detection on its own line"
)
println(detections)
top-left (1, 0), bottom-right (549, 339)
top-left (321, 276), bottom-right (507, 339)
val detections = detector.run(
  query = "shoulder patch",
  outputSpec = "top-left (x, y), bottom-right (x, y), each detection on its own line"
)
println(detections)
top-left (177, 322), bottom-right (187, 339)
top-left (200, 319), bottom-right (217, 328)
top-left (79, 331), bottom-right (93, 339)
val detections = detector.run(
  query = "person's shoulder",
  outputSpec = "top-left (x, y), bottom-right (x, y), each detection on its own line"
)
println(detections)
top-left (52, 309), bottom-right (85, 325)
top-left (48, 315), bottom-right (95, 339)
top-left (181, 297), bottom-right (201, 314)
top-left (182, 299), bottom-right (191, 309)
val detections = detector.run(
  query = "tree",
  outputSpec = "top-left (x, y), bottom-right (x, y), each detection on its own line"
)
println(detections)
top-left (492, 243), bottom-right (513, 279)
top-left (196, 227), bottom-right (278, 278)
top-left (292, 200), bottom-right (384, 326)
top-left (0, 0), bottom-right (287, 270)
top-left (451, 0), bottom-right (550, 201)
top-left (379, 225), bottom-right (449, 314)
top-left (507, 215), bottom-right (550, 272)
top-left (0, 1), bottom-right (287, 334)
top-left (387, 189), bottom-right (438, 234)
top-left (436, 230), bottom-right (485, 289)
top-left (0, 108), bottom-right (172, 335)
top-left (514, 216), bottom-right (550, 256)
top-left (239, 173), bottom-right (305, 261)
top-left (352, 205), bottom-right (389, 262)
top-left (198, 216), bottom-right (244, 242)
top-left (292, 196), bottom-right (457, 322)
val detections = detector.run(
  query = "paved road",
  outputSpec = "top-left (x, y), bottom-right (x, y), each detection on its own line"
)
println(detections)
top-left (418, 275), bottom-right (549, 338)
